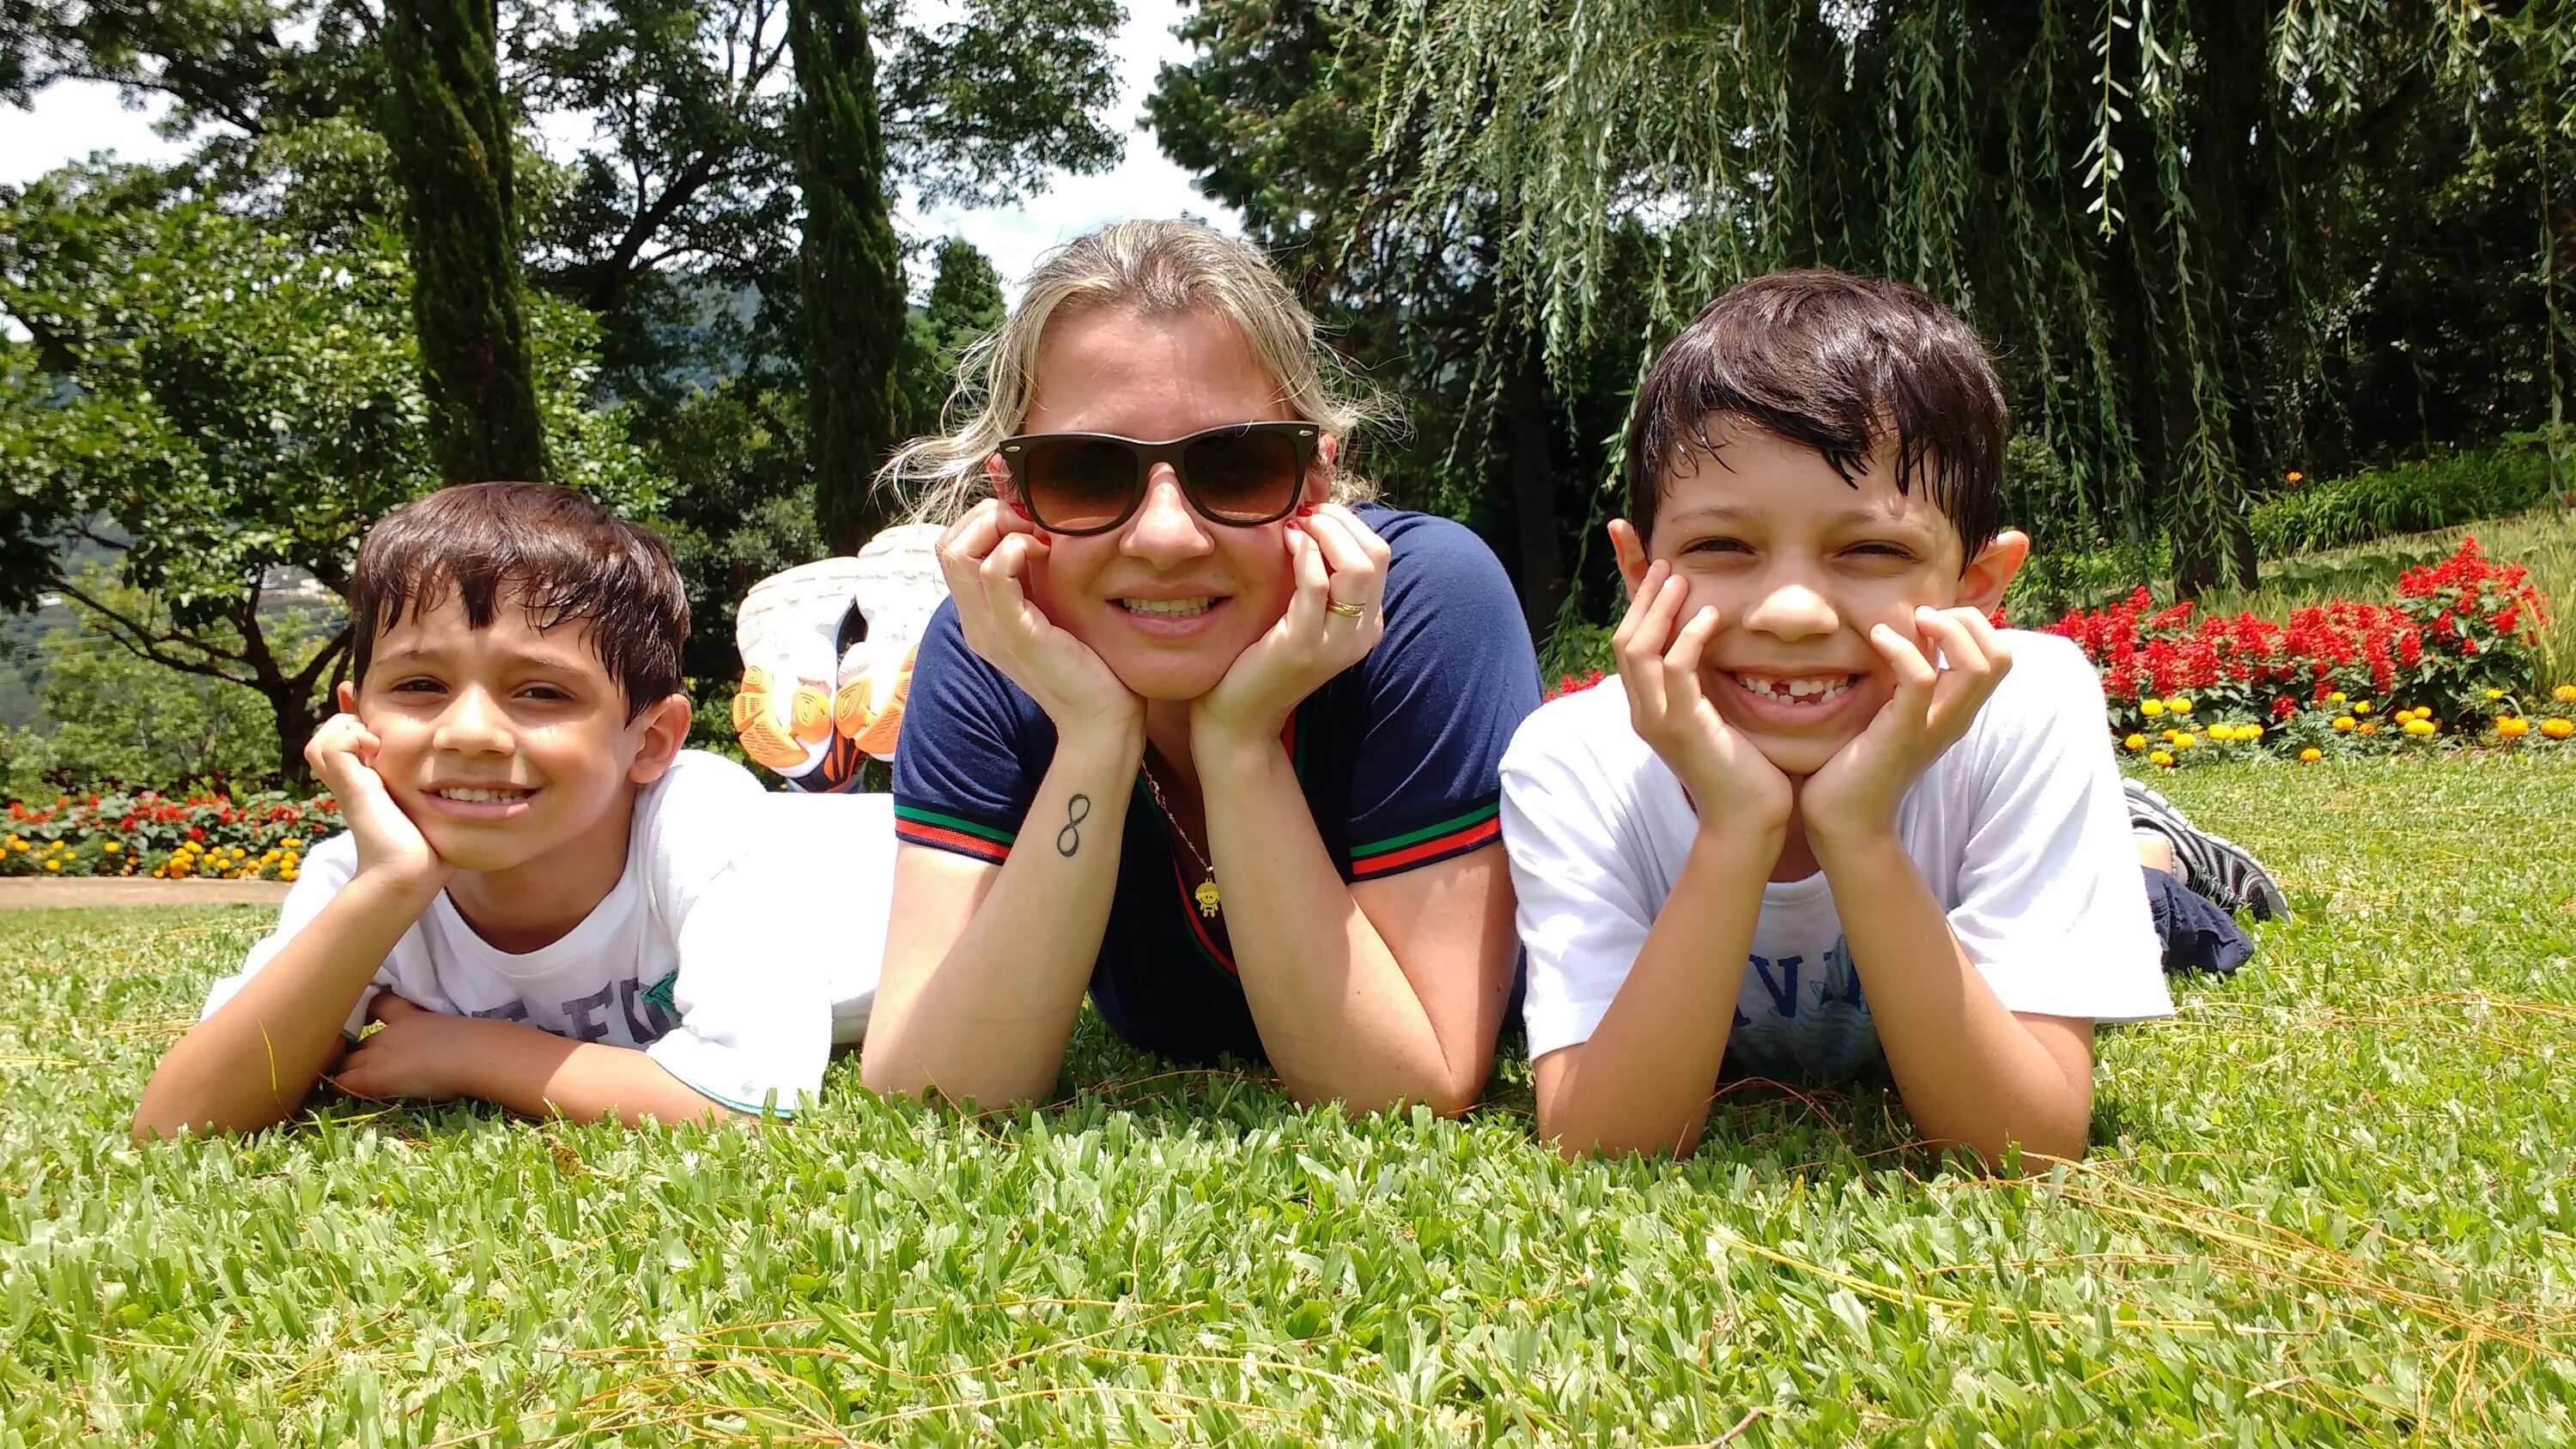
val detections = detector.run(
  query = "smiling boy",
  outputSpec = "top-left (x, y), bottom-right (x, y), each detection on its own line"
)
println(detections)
top-left (1501, 271), bottom-right (2172, 1165)
top-left (134, 482), bottom-right (828, 1139)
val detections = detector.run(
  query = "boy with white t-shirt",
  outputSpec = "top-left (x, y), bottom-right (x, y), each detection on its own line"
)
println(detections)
top-left (1502, 271), bottom-right (2174, 1166)
top-left (135, 482), bottom-right (830, 1138)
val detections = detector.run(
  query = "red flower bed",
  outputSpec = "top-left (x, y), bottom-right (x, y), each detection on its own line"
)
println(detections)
top-left (1, 790), bottom-right (343, 879)
top-left (2038, 537), bottom-right (2565, 763)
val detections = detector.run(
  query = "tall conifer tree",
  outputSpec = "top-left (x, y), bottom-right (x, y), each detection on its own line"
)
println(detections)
top-left (788, 0), bottom-right (904, 554)
top-left (380, 0), bottom-right (548, 483)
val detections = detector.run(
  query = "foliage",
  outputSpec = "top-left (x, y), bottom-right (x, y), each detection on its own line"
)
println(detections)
top-left (0, 788), bottom-right (337, 878)
top-left (0, 157), bottom-right (660, 779)
top-left (2248, 447), bottom-right (2562, 559)
top-left (30, 589), bottom-right (299, 793)
top-left (6, 756), bottom-right (2576, 1439)
top-left (1346, 0), bottom-right (2576, 595)
top-left (896, 234), bottom-right (1005, 438)
top-left (788, 0), bottom-right (906, 555)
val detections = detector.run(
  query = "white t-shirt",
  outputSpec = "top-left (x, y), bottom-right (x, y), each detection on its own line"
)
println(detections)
top-left (204, 750), bottom-right (832, 1115)
top-left (1503, 631), bottom-right (2173, 1080)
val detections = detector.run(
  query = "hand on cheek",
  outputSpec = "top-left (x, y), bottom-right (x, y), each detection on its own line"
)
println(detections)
top-left (1799, 604), bottom-right (2013, 845)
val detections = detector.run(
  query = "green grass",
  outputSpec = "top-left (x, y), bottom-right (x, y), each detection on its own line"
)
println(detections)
top-left (6, 756), bottom-right (2576, 1444)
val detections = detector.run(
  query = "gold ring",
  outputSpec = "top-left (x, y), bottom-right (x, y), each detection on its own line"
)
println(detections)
top-left (1326, 598), bottom-right (1366, 618)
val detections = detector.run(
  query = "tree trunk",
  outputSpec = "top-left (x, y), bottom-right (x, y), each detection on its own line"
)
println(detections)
top-left (380, 0), bottom-right (550, 485)
top-left (1499, 334), bottom-right (1565, 634)
top-left (789, 0), bottom-right (905, 554)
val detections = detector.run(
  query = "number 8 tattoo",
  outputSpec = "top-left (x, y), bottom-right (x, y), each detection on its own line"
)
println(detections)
top-left (1057, 793), bottom-right (1091, 858)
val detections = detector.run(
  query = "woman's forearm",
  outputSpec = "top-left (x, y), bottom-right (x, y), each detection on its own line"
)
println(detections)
top-left (861, 722), bottom-right (1144, 1106)
top-left (1811, 831), bottom-right (2093, 1164)
top-left (1191, 727), bottom-right (1473, 1113)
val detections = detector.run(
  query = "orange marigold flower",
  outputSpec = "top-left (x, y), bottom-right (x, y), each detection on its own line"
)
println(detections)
top-left (2543, 718), bottom-right (2575, 740)
top-left (2497, 716), bottom-right (2530, 738)
top-left (2299, 747), bottom-right (2322, 762)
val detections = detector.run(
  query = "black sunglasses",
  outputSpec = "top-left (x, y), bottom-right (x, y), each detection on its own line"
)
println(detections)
top-left (994, 421), bottom-right (1321, 537)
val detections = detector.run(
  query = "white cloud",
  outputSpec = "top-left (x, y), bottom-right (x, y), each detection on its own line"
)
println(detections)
top-left (0, 82), bottom-right (195, 186)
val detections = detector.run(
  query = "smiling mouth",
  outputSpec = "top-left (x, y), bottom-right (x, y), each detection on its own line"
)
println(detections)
top-left (1115, 597), bottom-right (1220, 618)
top-left (1728, 671), bottom-right (1861, 706)
top-left (433, 785), bottom-right (536, 803)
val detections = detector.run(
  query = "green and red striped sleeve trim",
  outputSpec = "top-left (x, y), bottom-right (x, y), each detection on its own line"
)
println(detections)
top-left (1347, 801), bottom-right (1502, 880)
top-left (893, 804), bottom-right (1012, 864)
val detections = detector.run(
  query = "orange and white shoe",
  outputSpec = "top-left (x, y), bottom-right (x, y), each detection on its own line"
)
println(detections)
top-left (733, 524), bottom-right (946, 789)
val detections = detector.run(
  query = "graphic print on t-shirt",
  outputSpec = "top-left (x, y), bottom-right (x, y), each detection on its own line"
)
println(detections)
top-left (1725, 935), bottom-right (1880, 1081)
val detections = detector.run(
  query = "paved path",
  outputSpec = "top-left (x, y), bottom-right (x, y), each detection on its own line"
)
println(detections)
top-left (0, 878), bottom-right (291, 908)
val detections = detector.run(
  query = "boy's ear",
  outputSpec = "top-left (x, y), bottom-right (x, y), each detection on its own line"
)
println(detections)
top-left (1607, 518), bottom-right (1654, 603)
top-left (335, 679), bottom-right (358, 714)
top-left (625, 693), bottom-right (693, 785)
top-left (1956, 529), bottom-right (2032, 615)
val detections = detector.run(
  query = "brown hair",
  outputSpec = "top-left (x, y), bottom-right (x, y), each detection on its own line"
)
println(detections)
top-left (349, 482), bottom-right (687, 718)
top-left (1625, 269), bottom-right (2007, 561)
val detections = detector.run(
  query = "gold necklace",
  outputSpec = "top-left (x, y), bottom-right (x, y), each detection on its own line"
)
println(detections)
top-left (1138, 757), bottom-right (1221, 918)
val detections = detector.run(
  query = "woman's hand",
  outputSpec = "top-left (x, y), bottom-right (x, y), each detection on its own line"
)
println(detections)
top-left (304, 712), bottom-right (452, 894)
top-left (1799, 605), bottom-right (2012, 848)
top-left (1193, 504), bottom-right (1391, 748)
top-left (1613, 561), bottom-right (1794, 834)
top-left (937, 499), bottom-right (1143, 740)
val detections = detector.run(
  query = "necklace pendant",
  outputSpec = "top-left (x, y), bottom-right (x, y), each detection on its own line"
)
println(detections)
top-left (1194, 878), bottom-right (1223, 918)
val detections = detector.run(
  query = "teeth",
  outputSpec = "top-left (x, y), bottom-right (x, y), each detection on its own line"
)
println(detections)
top-left (437, 787), bottom-right (532, 803)
top-left (1119, 597), bottom-right (1215, 617)
top-left (1735, 673), bottom-right (1854, 704)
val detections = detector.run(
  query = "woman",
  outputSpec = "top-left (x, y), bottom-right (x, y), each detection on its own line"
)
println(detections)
top-left (859, 220), bottom-right (1540, 1113)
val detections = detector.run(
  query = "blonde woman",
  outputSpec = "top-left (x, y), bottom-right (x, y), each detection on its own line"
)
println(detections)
top-left (844, 220), bottom-right (1540, 1113)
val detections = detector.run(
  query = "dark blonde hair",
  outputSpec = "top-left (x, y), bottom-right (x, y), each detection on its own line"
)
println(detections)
top-left (881, 219), bottom-right (1382, 522)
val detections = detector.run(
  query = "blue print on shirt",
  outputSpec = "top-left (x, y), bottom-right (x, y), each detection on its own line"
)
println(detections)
top-left (1726, 937), bottom-right (1881, 1080)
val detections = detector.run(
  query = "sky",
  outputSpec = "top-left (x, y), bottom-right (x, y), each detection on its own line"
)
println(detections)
top-left (0, 0), bottom-right (1237, 301)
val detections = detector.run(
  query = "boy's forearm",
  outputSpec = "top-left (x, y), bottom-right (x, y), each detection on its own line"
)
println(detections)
top-left (451, 1021), bottom-right (745, 1125)
top-left (1810, 830), bottom-right (2091, 1164)
top-left (1538, 825), bottom-right (1779, 1159)
top-left (132, 870), bottom-right (440, 1140)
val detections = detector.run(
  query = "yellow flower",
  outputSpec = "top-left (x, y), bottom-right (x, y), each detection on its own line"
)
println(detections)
top-left (282, 836), bottom-right (304, 849)
top-left (2166, 696), bottom-right (2194, 713)
top-left (2141, 699), bottom-right (2166, 717)
top-left (2543, 717), bottom-right (2575, 740)
top-left (2149, 750), bottom-right (2174, 767)
top-left (2299, 747), bottom-right (2323, 762)
top-left (2162, 729), bottom-right (2180, 743)
top-left (2242, 724), bottom-right (2263, 741)
top-left (2555, 684), bottom-right (2576, 704)
top-left (2487, 688), bottom-right (2506, 701)
top-left (2358, 722), bottom-right (2379, 737)
top-left (2123, 733), bottom-right (2148, 750)
top-left (2329, 691), bottom-right (2347, 704)
top-left (2333, 716), bottom-right (2356, 731)
top-left (2175, 732), bottom-right (2198, 749)
top-left (2497, 716), bottom-right (2530, 738)
top-left (43, 859), bottom-right (60, 871)
top-left (102, 840), bottom-right (120, 853)
top-left (2403, 718), bottom-right (2437, 736)
top-left (2354, 700), bottom-right (2374, 714)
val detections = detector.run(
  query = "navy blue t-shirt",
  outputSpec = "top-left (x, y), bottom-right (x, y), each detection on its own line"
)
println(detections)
top-left (890, 506), bottom-right (1542, 1064)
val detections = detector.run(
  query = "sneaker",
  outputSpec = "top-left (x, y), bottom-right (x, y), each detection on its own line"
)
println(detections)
top-left (734, 524), bottom-right (948, 787)
top-left (2122, 779), bottom-right (2290, 921)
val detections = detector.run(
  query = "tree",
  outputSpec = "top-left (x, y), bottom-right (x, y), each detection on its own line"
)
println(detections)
top-left (0, 159), bottom-right (659, 781)
top-left (1349, 0), bottom-right (2576, 596)
top-left (380, 0), bottom-right (549, 483)
top-left (896, 233), bottom-right (1005, 435)
top-left (787, 0), bottom-right (904, 553)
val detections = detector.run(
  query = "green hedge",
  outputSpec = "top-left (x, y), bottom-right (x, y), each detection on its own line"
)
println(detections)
top-left (2249, 446), bottom-right (2559, 558)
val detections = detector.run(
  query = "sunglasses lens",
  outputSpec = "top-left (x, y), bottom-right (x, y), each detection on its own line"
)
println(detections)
top-left (1019, 437), bottom-right (1140, 532)
top-left (1182, 427), bottom-right (1305, 523)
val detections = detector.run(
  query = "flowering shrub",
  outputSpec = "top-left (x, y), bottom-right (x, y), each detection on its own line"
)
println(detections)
top-left (2042, 537), bottom-right (2571, 767)
top-left (0, 790), bottom-right (342, 880)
